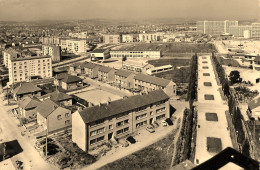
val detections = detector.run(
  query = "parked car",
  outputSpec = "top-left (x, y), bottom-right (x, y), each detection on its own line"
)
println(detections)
top-left (126, 136), bottom-right (136, 144)
top-left (119, 139), bottom-right (129, 147)
top-left (146, 125), bottom-right (155, 133)
top-left (165, 118), bottom-right (174, 126)
top-left (161, 120), bottom-right (168, 127)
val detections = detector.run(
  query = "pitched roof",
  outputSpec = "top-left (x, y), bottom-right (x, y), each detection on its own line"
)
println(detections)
top-left (13, 82), bottom-right (42, 95)
top-left (78, 90), bottom-right (169, 124)
top-left (92, 49), bottom-right (108, 53)
top-left (36, 99), bottom-right (60, 118)
top-left (84, 62), bottom-right (99, 69)
top-left (42, 91), bottom-right (72, 102)
top-left (61, 75), bottom-right (82, 84)
top-left (248, 97), bottom-right (260, 110)
top-left (17, 96), bottom-right (41, 109)
top-left (56, 73), bottom-right (82, 83)
top-left (99, 66), bottom-right (114, 73)
top-left (115, 69), bottom-right (135, 77)
top-left (134, 73), bottom-right (173, 87)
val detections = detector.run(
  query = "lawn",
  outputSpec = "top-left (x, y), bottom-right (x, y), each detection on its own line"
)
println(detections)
top-left (153, 67), bottom-right (190, 83)
top-left (148, 59), bottom-right (190, 68)
top-left (217, 56), bottom-right (241, 67)
top-left (204, 95), bottom-right (215, 100)
top-left (205, 113), bottom-right (218, 121)
top-left (207, 137), bottom-right (222, 153)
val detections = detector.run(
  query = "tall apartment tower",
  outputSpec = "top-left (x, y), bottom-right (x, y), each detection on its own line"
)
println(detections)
top-left (196, 20), bottom-right (238, 35)
top-left (42, 45), bottom-right (61, 62)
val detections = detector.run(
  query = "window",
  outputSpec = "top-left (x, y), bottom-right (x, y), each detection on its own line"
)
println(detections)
top-left (65, 113), bottom-right (70, 117)
top-left (136, 113), bottom-right (147, 120)
top-left (90, 136), bottom-right (105, 145)
top-left (116, 127), bottom-right (129, 135)
top-left (109, 125), bottom-right (113, 130)
top-left (116, 119), bottom-right (129, 127)
top-left (156, 114), bottom-right (165, 120)
top-left (156, 107), bottom-right (166, 114)
top-left (150, 111), bottom-right (154, 116)
top-left (136, 120), bottom-right (147, 128)
top-left (65, 120), bottom-right (70, 125)
top-left (57, 115), bottom-right (62, 120)
top-left (90, 127), bottom-right (105, 137)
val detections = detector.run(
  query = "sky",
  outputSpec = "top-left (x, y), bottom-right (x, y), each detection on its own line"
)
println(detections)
top-left (0, 0), bottom-right (259, 21)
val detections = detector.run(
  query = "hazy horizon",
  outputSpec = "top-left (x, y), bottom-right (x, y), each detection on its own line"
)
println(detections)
top-left (0, 0), bottom-right (259, 21)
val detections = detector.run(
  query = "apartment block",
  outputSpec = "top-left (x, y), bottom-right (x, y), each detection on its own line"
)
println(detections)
top-left (122, 34), bottom-right (134, 42)
top-left (196, 20), bottom-right (238, 35)
top-left (72, 90), bottom-right (170, 151)
top-left (251, 23), bottom-right (260, 38)
top-left (8, 55), bottom-right (52, 84)
top-left (103, 34), bottom-right (122, 44)
top-left (110, 50), bottom-right (161, 58)
top-left (3, 48), bottom-right (21, 68)
top-left (69, 32), bottom-right (88, 39)
top-left (229, 25), bottom-right (252, 37)
top-left (65, 39), bottom-right (87, 54)
top-left (42, 45), bottom-right (61, 62)
top-left (39, 36), bottom-right (60, 45)
top-left (139, 33), bottom-right (159, 42)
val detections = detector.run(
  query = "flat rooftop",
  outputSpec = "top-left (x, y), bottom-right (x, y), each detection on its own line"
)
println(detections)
top-left (74, 89), bottom-right (122, 105)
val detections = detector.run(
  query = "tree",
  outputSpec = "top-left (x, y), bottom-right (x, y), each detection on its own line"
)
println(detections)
top-left (229, 70), bottom-right (242, 85)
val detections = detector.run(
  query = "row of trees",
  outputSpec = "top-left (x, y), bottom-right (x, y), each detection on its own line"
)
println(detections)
top-left (187, 53), bottom-right (198, 108)
top-left (211, 53), bottom-right (250, 157)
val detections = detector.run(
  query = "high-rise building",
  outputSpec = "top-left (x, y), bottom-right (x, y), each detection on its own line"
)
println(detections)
top-left (196, 20), bottom-right (238, 35)
top-left (103, 34), bottom-right (122, 44)
top-left (59, 38), bottom-right (87, 54)
top-left (42, 45), bottom-right (61, 62)
top-left (8, 54), bottom-right (52, 84)
top-left (2, 48), bottom-right (22, 68)
top-left (251, 23), bottom-right (260, 38)
top-left (39, 36), bottom-right (60, 45)
top-left (229, 25), bottom-right (252, 37)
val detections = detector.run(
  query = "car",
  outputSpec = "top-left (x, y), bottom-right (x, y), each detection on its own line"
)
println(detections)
top-left (161, 120), bottom-right (168, 127)
top-left (165, 118), bottom-right (174, 126)
top-left (146, 125), bottom-right (155, 133)
top-left (118, 139), bottom-right (129, 147)
top-left (126, 136), bottom-right (136, 144)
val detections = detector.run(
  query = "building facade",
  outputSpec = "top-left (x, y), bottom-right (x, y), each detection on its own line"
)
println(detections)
top-left (196, 20), bottom-right (238, 35)
top-left (103, 34), bottom-right (122, 44)
top-left (228, 25), bottom-right (252, 37)
top-left (110, 50), bottom-right (161, 59)
top-left (72, 90), bottom-right (170, 151)
top-left (8, 55), bottom-right (52, 84)
top-left (42, 45), bottom-right (61, 62)
top-left (98, 66), bottom-right (116, 82)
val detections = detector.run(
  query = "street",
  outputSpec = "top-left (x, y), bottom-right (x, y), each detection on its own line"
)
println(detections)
top-left (0, 94), bottom-right (57, 170)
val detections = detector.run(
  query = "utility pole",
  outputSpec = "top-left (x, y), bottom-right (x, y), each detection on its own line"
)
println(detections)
top-left (45, 116), bottom-right (49, 157)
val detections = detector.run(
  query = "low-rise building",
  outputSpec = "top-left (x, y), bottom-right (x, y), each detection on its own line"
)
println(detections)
top-left (253, 56), bottom-right (260, 71)
top-left (54, 73), bottom-right (83, 90)
top-left (110, 50), bottom-right (161, 59)
top-left (134, 73), bottom-right (176, 97)
top-left (247, 97), bottom-right (260, 120)
top-left (84, 62), bottom-right (100, 79)
top-left (146, 65), bottom-right (173, 75)
top-left (12, 82), bottom-right (42, 101)
top-left (40, 91), bottom-right (72, 106)
top-left (36, 99), bottom-right (72, 133)
top-left (72, 90), bottom-right (170, 151)
top-left (114, 69), bottom-right (136, 89)
top-left (122, 60), bottom-right (154, 73)
top-left (17, 96), bottom-right (41, 118)
top-left (90, 49), bottom-right (110, 60)
top-left (98, 66), bottom-right (116, 82)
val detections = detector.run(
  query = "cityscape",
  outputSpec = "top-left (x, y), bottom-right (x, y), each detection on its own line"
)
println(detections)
top-left (0, 0), bottom-right (260, 170)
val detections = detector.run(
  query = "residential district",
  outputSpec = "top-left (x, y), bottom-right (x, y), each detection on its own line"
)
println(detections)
top-left (0, 19), bottom-right (259, 170)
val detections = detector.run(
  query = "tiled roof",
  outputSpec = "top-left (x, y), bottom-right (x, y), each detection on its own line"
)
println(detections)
top-left (134, 73), bottom-right (173, 87)
top-left (36, 99), bottom-right (60, 118)
top-left (99, 66), bottom-right (114, 73)
top-left (13, 82), bottom-right (42, 95)
top-left (56, 73), bottom-right (82, 83)
top-left (115, 69), bottom-right (135, 78)
top-left (17, 96), bottom-right (41, 109)
top-left (42, 91), bottom-right (72, 102)
top-left (248, 97), bottom-right (260, 110)
top-left (84, 62), bottom-right (99, 69)
top-left (78, 90), bottom-right (169, 124)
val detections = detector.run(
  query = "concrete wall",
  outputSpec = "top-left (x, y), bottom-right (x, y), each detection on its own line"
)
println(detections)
top-left (72, 111), bottom-right (87, 151)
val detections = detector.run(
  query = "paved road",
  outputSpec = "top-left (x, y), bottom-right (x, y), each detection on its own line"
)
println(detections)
top-left (194, 55), bottom-right (236, 169)
top-left (0, 94), bottom-right (57, 170)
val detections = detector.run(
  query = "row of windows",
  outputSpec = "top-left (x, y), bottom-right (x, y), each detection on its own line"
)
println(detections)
top-left (136, 113), bottom-right (147, 120)
top-left (156, 114), bottom-right (165, 120)
top-left (136, 120), bottom-right (147, 128)
top-left (116, 119), bottom-right (129, 127)
top-left (116, 127), bottom-right (129, 135)
top-left (90, 136), bottom-right (105, 145)
top-left (156, 107), bottom-right (166, 114)
top-left (90, 127), bottom-right (105, 137)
